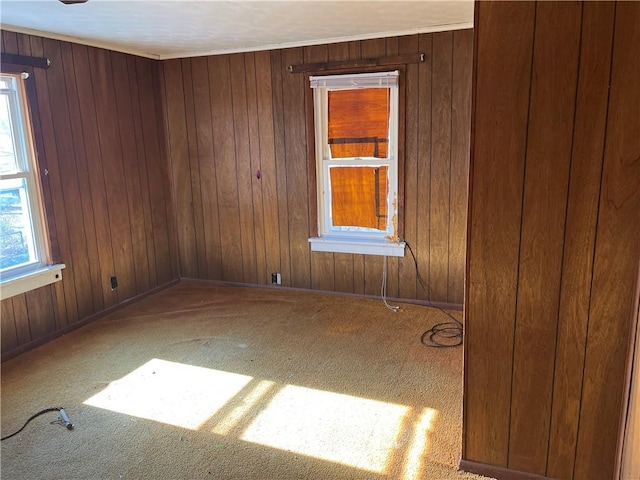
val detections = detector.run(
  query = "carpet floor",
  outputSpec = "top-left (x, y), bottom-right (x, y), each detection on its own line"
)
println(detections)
top-left (1, 281), bottom-right (491, 480)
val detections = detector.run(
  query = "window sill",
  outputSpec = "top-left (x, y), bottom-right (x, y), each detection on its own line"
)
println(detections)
top-left (0, 264), bottom-right (66, 301)
top-left (309, 236), bottom-right (405, 257)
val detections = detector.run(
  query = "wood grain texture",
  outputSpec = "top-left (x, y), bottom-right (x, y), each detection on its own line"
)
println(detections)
top-left (574, 2), bottom-right (640, 478)
top-left (449, 29), bottom-right (472, 305)
top-left (1, 33), bottom-right (176, 358)
top-left (182, 58), bottom-right (207, 279)
top-left (229, 53), bottom-right (258, 284)
top-left (465, 0), bottom-right (536, 466)
top-left (164, 59), bottom-right (196, 278)
top-left (270, 49), bottom-right (292, 286)
top-left (160, 32), bottom-right (472, 303)
top-left (254, 51), bottom-right (280, 284)
top-left (1, 299), bottom-right (18, 352)
top-left (508, 2), bottom-right (582, 473)
top-left (190, 56), bottom-right (222, 280)
top-left (244, 52), bottom-right (268, 285)
top-left (281, 47), bottom-right (311, 289)
top-left (546, 2), bottom-right (615, 477)
top-left (397, 35), bottom-right (419, 301)
top-left (89, 47), bottom-right (137, 302)
top-left (429, 31), bottom-right (453, 303)
top-left (209, 55), bottom-right (244, 282)
top-left (465, 2), bottom-right (640, 479)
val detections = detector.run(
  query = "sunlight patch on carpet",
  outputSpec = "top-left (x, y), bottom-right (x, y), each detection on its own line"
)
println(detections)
top-left (402, 407), bottom-right (438, 480)
top-left (84, 359), bottom-right (252, 430)
top-left (240, 385), bottom-right (410, 473)
top-left (212, 379), bottom-right (276, 435)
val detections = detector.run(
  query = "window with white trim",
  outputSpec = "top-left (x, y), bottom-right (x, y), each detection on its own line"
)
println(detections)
top-left (308, 71), bottom-right (405, 257)
top-left (0, 72), bottom-right (64, 299)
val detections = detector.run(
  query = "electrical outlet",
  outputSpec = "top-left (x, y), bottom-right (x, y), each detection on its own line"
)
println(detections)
top-left (271, 273), bottom-right (281, 285)
top-left (110, 276), bottom-right (118, 290)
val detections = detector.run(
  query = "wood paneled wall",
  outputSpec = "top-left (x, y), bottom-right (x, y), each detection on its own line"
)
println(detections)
top-left (463, 2), bottom-right (640, 479)
top-left (0, 32), bottom-right (179, 359)
top-left (162, 30), bottom-right (473, 305)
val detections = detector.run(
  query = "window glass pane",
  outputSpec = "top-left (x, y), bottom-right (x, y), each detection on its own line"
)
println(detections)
top-left (328, 89), bottom-right (389, 159)
top-left (329, 166), bottom-right (388, 231)
top-left (0, 178), bottom-right (38, 270)
top-left (0, 91), bottom-right (20, 175)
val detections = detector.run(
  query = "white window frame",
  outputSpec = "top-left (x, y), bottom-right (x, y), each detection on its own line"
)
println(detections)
top-left (0, 72), bottom-right (64, 300)
top-left (308, 71), bottom-right (405, 257)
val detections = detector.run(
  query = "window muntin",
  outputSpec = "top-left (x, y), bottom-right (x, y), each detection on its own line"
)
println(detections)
top-left (0, 73), bottom-right (49, 278)
top-left (311, 71), bottom-right (400, 245)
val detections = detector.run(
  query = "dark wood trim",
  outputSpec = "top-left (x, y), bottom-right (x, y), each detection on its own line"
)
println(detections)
top-left (617, 262), bottom-right (640, 478)
top-left (181, 276), bottom-right (464, 311)
top-left (288, 52), bottom-right (425, 73)
top-left (304, 71), bottom-right (318, 238)
top-left (0, 279), bottom-right (179, 363)
top-left (396, 64), bottom-right (406, 240)
top-left (1, 52), bottom-right (49, 69)
top-left (459, 460), bottom-right (553, 480)
top-left (463, 2), bottom-right (480, 460)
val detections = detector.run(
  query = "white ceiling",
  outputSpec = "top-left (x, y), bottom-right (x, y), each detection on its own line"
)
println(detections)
top-left (0, 0), bottom-right (474, 60)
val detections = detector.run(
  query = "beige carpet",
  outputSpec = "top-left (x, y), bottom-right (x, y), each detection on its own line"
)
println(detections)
top-left (1, 281), bottom-right (491, 480)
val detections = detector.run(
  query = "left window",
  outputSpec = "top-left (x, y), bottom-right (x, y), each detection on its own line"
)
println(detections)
top-left (0, 72), bottom-right (63, 299)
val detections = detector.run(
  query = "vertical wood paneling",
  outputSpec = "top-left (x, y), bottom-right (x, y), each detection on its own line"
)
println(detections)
top-left (59, 42), bottom-right (104, 310)
top-left (111, 51), bottom-right (151, 294)
top-left (546, 5), bottom-right (616, 475)
top-left (182, 58), bottom-right (207, 278)
top-left (574, 2), bottom-right (640, 478)
top-left (449, 29), bottom-right (472, 305)
top-left (508, 3), bottom-right (582, 473)
top-left (136, 57), bottom-right (174, 286)
top-left (209, 55), bottom-right (244, 282)
top-left (229, 54), bottom-right (258, 284)
top-left (1, 33), bottom-right (177, 359)
top-left (465, 1), bottom-right (536, 465)
top-left (244, 52), bottom-right (268, 285)
top-left (164, 59), bottom-right (196, 278)
top-left (281, 47), bottom-right (311, 289)
top-left (255, 51), bottom-right (280, 284)
top-left (465, 2), bottom-right (640, 479)
top-left (270, 49), bottom-right (292, 286)
top-left (16, 36), bottom-right (68, 325)
top-left (430, 32), bottom-right (453, 302)
top-left (30, 36), bottom-right (80, 326)
top-left (1, 300), bottom-right (18, 352)
top-left (89, 48), bottom-right (137, 301)
top-left (398, 34), bottom-right (418, 301)
top-left (161, 32), bottom-right (472, 304)
top-left (42, 38), bottom-right (94, 321)
top-left (24, 287), bottom-right (55, 339)
top-left (128, 56), bottom-right (158, 287)
top-left (11, 295), bottom-right (31, 345)
top-left (413, 33), bottom-right (432, 302)
top-left (71, 44), bottom-right (117, 309)
top-left (190, 56), bottom-right (222, 280)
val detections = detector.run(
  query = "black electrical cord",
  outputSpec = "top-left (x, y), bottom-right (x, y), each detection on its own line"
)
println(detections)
top-left (405, 241), bottom-right (463, 348)
top-left (1, 407), bottom-right (73, 441)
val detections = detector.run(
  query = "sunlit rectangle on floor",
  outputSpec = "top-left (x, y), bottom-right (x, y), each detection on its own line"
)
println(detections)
top-left (241, 385), bottom-right (410, 473)
top-left (84, 358), bottom-right (252, 430)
